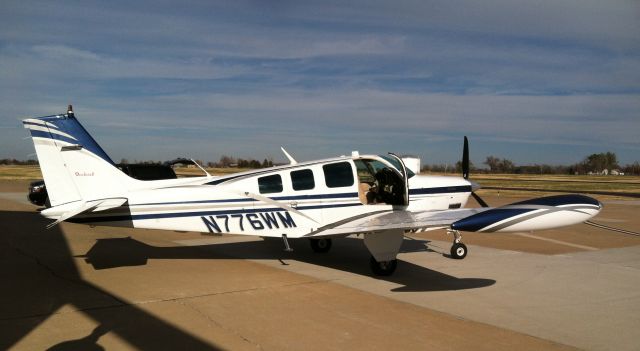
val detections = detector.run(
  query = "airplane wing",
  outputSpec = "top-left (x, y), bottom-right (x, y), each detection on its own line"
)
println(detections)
top-left (307, 194), bottom-right (603, 237)
top-left (307, 208), bottom-right (487, 237)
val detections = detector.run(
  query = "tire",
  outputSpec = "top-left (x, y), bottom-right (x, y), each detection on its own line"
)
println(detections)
top-left (310, 238), bottom-right (332, 253)
top-left (450, 243), bottom-right (468, 259)
top-left (369, 255), bottom-right (397, 276)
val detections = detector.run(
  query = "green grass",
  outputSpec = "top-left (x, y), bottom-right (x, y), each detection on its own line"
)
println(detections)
top-left (471, 174), bottom-right (640, 195)
top-left (0, 165), bottom-right (42, 180)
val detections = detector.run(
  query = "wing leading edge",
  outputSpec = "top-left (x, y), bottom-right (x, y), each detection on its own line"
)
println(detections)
top-left (307, 194), bottom-right (602, 237)
top-left (307, 208), bottom-right (486, 237)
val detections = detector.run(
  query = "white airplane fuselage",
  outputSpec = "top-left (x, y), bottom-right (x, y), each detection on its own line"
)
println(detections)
top-left (42, 155), bottom-right (472, 238)
top-left (25, 109), bottom-right (603, 275)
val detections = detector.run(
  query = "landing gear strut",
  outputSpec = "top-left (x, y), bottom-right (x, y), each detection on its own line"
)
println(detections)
top-left (448, 229), bottom-right (467, 259)
top-left (310, 238), bottom-right (332, 253)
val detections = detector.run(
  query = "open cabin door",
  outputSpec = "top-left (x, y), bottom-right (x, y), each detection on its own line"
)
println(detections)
top-left (354, 156), bottom-right (410, 206)
top-left (387, 153), bottom-right (409, 207)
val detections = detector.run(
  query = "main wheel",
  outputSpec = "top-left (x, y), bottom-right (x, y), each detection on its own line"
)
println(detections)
top-left (369, 256), bottom-right (397, 276)
top-left (310, 238), bottom-right (332, 253)
top-left (450, 242), bottom-right (468, 259)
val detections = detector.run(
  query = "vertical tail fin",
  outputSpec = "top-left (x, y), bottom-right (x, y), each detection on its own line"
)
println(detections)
top-left (23, 106), bottom-right (136, 206)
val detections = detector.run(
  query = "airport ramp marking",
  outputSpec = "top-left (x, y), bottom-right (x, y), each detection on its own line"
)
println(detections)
top-left (514, 232), bottom-right (599, 251)
top-left (590, 217), bottom-right (627, 223)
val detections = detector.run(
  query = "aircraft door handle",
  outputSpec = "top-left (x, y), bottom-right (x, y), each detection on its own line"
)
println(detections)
top-left (289, 201), bottom-right (298, 209)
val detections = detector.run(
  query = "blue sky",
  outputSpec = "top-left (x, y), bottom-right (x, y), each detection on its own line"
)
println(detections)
top-left (1, 0), bottom-right (639, 166)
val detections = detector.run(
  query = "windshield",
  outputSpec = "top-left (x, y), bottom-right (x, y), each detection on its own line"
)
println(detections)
top-left (379, 155), bottom-right (416, 179)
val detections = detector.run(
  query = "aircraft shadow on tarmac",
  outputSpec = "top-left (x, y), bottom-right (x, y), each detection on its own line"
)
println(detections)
top-left (1, 209), bottom-right (494, 350)
top-left (80, 234), bottom-right (496, 293)
top-left (0, 210), bottom-right (222, 351)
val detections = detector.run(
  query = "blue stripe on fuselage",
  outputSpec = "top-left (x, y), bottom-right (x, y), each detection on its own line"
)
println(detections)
top-left (131, 192), bottom-right (360, 207)
top-left (131, 187), bottom-right (471, 208)
top-left (70, 202), bottom-right (363, 223)
top-left (409, 186), bottom-right (472, 195)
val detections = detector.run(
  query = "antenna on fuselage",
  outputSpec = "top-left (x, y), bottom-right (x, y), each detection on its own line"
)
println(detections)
top-left (281, 147), bottom-right (297, 165)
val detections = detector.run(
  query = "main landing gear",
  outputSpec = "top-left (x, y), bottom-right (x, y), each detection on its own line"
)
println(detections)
top-left (303, 229), bottom-right (465, 276)
top-left (369, 256), bottom-right (397, 276)
top-left (364, 230), bottom-right (404, 276)
top-left (448, 229), bottom-right (467, 259)
top-left (309, 238), bottom-right (332, 253)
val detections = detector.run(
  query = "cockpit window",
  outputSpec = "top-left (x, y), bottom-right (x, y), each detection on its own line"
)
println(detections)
top-left (355, 159), bottom-right (387, 183)
top-left (354, 157), bottom-right (409, 206)
top-left (379, 155), bottom-right (416, 178)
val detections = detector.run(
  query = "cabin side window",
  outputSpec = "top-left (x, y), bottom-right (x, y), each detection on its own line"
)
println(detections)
top-left (323, 162), bottom-right (354, 188)
top-left (258, 174), bottom-right (283, 194)
top-left (291, 169), bottom-right (315, 191)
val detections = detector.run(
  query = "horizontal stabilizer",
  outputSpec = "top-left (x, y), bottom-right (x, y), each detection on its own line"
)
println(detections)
top-left (45, 198), bottom-right (127, 228)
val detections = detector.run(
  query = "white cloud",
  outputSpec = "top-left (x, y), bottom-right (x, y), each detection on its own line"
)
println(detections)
top-left (1, 1), bottom-right (639, 164)
top-left (0, 44), bottom-right (250, 81)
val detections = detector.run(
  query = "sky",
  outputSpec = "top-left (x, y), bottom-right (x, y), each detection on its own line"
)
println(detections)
top-left (1, 0), bottom-right (639, 167)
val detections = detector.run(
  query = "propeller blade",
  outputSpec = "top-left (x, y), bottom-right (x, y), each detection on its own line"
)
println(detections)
top-left (461, 136), bottom-right (487, 207)
top-left (462, 136), bottom-right (469, 180)
top-left (471, 191), bottom-right (490, 208)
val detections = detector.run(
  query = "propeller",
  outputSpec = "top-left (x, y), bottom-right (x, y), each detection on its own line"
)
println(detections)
top-left (462, 136), bottom-right (490, 208)
top-left (461, 136), bottom-right (640, 236)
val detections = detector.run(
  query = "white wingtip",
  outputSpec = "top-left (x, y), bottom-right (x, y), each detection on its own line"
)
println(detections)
top-left (281, 147), bottom-right (297, 165)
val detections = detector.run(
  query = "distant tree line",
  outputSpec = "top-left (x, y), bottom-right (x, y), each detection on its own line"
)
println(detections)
top-left (0, 159), bottom-right (38, 165)
top-left (119, 156), bottom-right (274, 169)
top-left (4, 152), bottom-right (639, 175)
top-left (1, 156), bottom-right (275, 169)
top-left (210, 155), bottom-right (274, 169)
top-left (119, 159), bottom-right (161, 165)
top-left (422, 152), bottom-right (640, 176)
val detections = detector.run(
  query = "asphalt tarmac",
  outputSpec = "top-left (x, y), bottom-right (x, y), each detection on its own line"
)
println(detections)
top-left (1, 180), bottom-right (639, 350)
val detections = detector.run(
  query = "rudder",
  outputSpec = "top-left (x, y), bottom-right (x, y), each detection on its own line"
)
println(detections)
top-left (23, 106), bottom-right (136, 206)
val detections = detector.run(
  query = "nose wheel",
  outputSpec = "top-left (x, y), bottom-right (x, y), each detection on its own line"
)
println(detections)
top-left (448, 229), bottom-right (468, 259)
top-left (450, 242), bottom-right (467, 259)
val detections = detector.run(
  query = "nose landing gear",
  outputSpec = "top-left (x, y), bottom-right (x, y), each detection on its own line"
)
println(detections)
top-left (448, 229), bottom-right (467, 259)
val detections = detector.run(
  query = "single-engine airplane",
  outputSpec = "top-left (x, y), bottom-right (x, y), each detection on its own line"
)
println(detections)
top-left (23, 106), bottom-right (604, 275)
